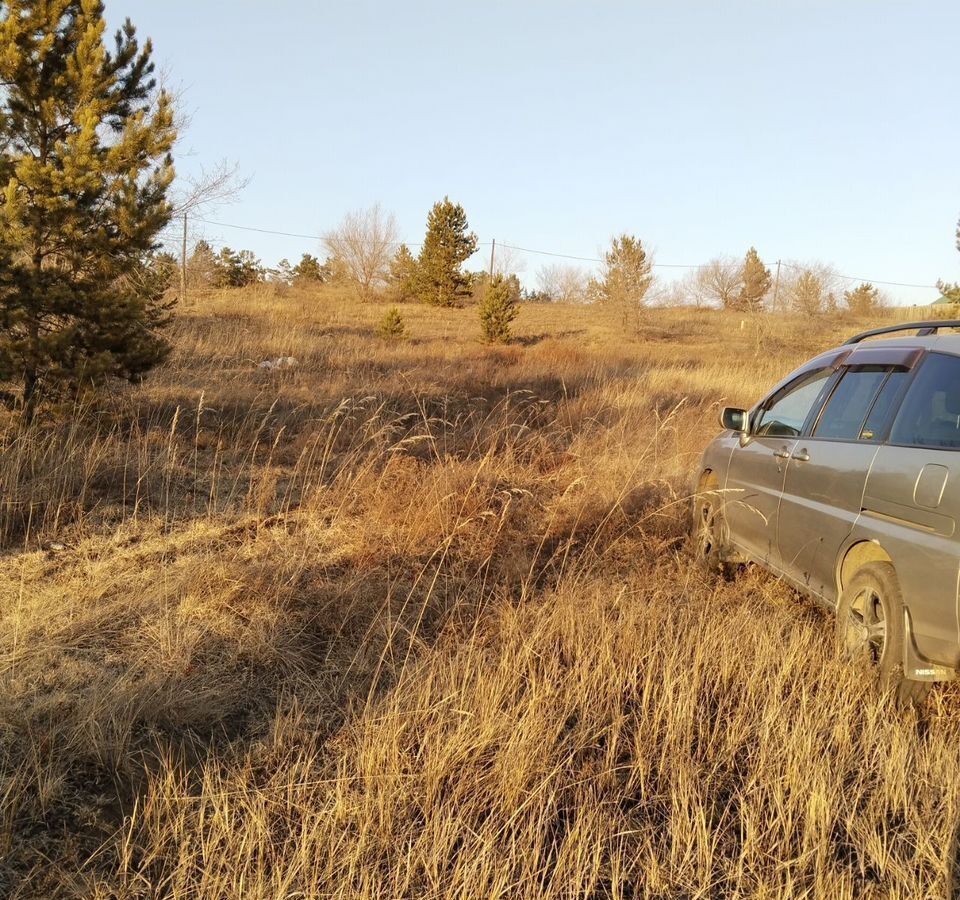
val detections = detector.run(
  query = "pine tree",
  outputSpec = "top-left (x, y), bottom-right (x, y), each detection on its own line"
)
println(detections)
top-left (214, 248), bottom-right (238, 287)
top-left (237, 250), bottom-right (263, 285)
top-left (273, 258), bottom-right (295, 285)
top-left (389, 244), bottom-right (418, 302)
top-left (937, 279), bottom-right (960, 304)
top-left (596, 234), bottom-right (653, 330)
top-left (844, 282), bottom-right (881, 316)
top-left (377, 306), bottom-right (406, 340)
top-left (292, 253), bottom-right (326, 284)
top-left (416, 198), bottom-right (478, 307)
top-left (215, 248), bottom-right (263, 287)
top-left (148, 251), bottom-right (180, 293)
top-left (187, 240), bottom-right (219, 289)
top-left (479, 274), bottom-right (520, 343)
top-left (736, 247), bottom-right (772, 312)
top-left (791, 271), bottom-right (824, 316)
top-left (0, 2), bottom-right (177, 415)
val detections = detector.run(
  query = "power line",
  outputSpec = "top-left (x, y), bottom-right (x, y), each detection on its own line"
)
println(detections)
top-left (196, 218), bottom-right (323, 241)
top-left (496, 242), bottom-right (603, 264)
top-left (194, 220), bottom-right (694, 267)
top-left (778, 261), bottom-right (938, 290)
top-left (501, 242), bottom-right (940, 286)
top-left (192, 217), bottom-right (943, 291)
top-left (195, 217), bottom-right (489, 250)
top-left (498, 241), bottom-right (707, 269)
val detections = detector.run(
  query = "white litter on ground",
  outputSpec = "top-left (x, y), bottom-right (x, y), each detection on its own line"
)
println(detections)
top-left (258, 357), bottom-right (298, 370)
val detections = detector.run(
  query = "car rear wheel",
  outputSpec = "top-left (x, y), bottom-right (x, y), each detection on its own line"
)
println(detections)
top-left (835, 561), bottom-right (930, 705)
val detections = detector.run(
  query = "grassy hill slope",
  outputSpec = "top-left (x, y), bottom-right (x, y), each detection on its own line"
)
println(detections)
top-left (1, 287), bottom-right (958, 897)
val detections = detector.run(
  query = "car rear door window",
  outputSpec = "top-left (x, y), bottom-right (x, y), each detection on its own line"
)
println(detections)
top-left (859, 370), bottom-right (910, 441)
top-left (890, 352), bottom-right (960, 448)
top-left (813, 366), bottom-right (888, 440)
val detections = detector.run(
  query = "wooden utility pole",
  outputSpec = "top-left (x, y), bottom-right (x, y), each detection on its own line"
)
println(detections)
top-left (489, 238), bottom-right (496, 279)
top-left (180, 212), bottom-right (188, 305)
top-left (772, 259), bottom-right (781, 312)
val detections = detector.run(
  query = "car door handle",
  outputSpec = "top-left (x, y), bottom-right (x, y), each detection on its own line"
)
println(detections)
top-left (773, 448), bottom-right (791, 459)
top-left (792, 448), bottom-right (810, 462)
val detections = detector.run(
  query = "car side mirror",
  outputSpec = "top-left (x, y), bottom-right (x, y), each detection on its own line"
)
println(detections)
top-left (720, 407), bottom-right (748, 433)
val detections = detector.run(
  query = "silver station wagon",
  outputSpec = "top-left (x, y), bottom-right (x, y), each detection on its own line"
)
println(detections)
top-left (693, 320), bottom-right (960, 702)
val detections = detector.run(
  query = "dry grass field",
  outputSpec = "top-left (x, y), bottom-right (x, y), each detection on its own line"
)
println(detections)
top-left (2, 287), bottom-right (960, 897)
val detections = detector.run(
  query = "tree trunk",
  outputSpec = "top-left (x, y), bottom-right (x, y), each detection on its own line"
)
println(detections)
top-left (22, 366), bottom-right (38, 424)
top-left (23, 129), bottom-right (47, 423)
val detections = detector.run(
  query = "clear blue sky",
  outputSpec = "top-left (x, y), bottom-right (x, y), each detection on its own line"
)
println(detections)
top-left (121, 0), bottom-right (959, 304)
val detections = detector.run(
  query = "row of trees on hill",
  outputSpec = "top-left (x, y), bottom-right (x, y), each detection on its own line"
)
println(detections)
top-left (173, 198), bottom-right (483, 305)
top-left (533, 252), bottom-right (889, 317)
top-left (675, 256), bottom-right (886, 317)
top-left (179, 242), bottom-right (332, 290)
top-left (173, 229), bottom-right (890, 321)
top-left (167, 194), bottom-right (916, 323)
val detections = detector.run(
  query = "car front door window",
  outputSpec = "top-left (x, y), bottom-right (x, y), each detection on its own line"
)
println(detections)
top-left (754, 370), bottom-right (833, 437)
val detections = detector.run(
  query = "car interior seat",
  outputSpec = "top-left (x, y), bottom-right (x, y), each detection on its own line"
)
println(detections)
top-left (921, 383), bottom-right (960, 447)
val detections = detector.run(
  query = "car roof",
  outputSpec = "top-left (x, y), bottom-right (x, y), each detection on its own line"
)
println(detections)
top-left (757, 333), bottom-right (960, 407)
top-left (823, 332), bottom-right (960, 358)
top-left (849, 333), bottom-right (960, 352)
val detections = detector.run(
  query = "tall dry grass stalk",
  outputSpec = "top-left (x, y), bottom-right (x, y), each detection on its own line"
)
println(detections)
top-left (0, 286), bottom-right (954, 897)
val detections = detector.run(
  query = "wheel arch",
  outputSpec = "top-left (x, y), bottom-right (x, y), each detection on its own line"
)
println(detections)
top-left (837, 539), bottom-right (893, 596)
top-left (697, 468), bottom-right (719, 491)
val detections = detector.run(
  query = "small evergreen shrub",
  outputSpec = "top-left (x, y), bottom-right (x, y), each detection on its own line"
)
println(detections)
top-left (479, 275), bottom-right (520, 343)
top-left (377, 306), bottom-right (407, 340)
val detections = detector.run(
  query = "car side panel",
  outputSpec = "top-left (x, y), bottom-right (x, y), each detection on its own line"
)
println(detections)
top-left (859, 445), bottom-right (960, 666)
top-left (778, 440), bottom-right (880, 604)
top-left (722, 435), bottom-right (797, 569)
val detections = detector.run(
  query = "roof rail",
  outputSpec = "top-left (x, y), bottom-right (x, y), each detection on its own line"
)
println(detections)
top-left (843, 320), bottom-right (960, 345)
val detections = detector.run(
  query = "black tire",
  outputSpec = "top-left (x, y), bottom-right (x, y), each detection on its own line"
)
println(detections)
top-left (835, 561), bottom-right (931, 706)
top-left (691, 486), bottom-right (735, 579)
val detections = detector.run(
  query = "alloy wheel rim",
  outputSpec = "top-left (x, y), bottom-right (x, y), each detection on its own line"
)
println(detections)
top-left (843, 586), bottom-right (886, 663)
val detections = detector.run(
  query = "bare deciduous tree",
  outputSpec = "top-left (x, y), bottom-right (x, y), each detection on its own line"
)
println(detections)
top-left (323, 204), bottom-right (399, 301)
top-left (170, 160), bottom-right (249, 219)
top-left (537, 264), bottom-right (589, 304)
top-left (163, 161), bottom-right (249, 301)
top-left (696, 257), bottom-right (744, 309)
top-left (652, 279), bottom-right (689, 307)
top-left (676, 269), bottom-right (709, 308)
top-left (492, 244), bottom-right (526, 279)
